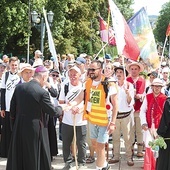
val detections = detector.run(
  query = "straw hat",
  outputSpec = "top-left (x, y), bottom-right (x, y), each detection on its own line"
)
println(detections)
top-left (126, 62), bottom-right (144, 73)
top-left (151, 78), bottom-right (164, 87)
top-left (18, 63), bottom-right (35, 76)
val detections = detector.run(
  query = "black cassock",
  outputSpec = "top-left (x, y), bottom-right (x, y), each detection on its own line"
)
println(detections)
top-left (156, 97), bottom-right (170, 170)
top-left (6, 80), bottom-right (61, 170)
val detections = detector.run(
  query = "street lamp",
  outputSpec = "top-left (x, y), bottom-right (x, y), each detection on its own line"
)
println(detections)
top-left (31, 10), bottom-right (54, 54)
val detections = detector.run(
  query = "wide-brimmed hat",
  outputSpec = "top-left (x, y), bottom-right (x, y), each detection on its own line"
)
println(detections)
top-left (126, 62), bottom-right (144, 73)
top-left (114, 66), bottom-right (128, 76)
top-left (19, 63), bottom-right (35, 74)
top-left (147, 71), bottom-right (158, 78)
top-left (151, 78), bottom-right (164, 87)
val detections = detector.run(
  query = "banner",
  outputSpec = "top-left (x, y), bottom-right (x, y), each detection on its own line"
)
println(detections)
top-left (99, 16), bottom-right (116, 46)
top-left (43, 8), bottom-right (59, 68)
top-left (128, 7), bottom-right (159, 69)
top-left (166, 23), bottom-right (170, 37)
top-left (108, 0), bottom-right (140, 61)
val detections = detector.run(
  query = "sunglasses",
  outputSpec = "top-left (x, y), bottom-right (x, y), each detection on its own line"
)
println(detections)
top-left (52, 74), bottom-right (59, 77)
top-left (88, 68), bottom-right (100, 72)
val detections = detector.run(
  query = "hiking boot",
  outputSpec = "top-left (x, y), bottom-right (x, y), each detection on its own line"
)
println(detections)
top-left (127, 159), bottom-right (134, 166)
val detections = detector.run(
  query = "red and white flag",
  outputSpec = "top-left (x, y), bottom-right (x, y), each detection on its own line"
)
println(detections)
top-left (99, 16), bottom-right (116, 46)
top-left (108, 0), bottom-right (140, 61)
top-left (166, 23), bottom-right (170, 37)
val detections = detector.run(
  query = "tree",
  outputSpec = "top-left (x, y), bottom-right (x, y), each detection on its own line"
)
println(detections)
top-left (154, 2), bottom-right (170, 45)
top-left (0, 0), bottom-right (135, 58)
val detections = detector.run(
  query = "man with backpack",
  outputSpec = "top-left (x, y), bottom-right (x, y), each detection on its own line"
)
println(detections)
top-left (84, 60), bottom-right (118, 170)
top-left (0, 56), bottom-right (20, 158)
top-left (59, 65), bottom-right (87, 170)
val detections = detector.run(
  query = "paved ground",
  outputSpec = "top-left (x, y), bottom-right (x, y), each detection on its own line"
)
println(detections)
top-left (51, 138), bottom-right (144, 170)
top-left (0, 127), bottom-right (144, 170)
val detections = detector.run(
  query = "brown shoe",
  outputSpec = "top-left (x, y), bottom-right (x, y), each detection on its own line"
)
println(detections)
top-left (108, 157), bottom-right (119, 164)
top-left (127, 159), bottom-right (134, 166)
top-left (137, 152), bottom-right (143, 157)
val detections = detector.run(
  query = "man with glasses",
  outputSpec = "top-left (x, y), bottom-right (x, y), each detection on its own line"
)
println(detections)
top-left (84, 60), bottom-right (118, 170)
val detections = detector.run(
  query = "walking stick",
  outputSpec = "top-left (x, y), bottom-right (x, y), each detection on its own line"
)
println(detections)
top-left (73, 115), bottom-right (78, 170)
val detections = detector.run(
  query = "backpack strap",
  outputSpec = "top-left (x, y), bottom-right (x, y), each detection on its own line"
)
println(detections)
top-left (5, 71), bottom-right (9, 85)
top-left (102, 77), bottom-right (109, 99)
top-left (64, 83), bottom-right (69, 96)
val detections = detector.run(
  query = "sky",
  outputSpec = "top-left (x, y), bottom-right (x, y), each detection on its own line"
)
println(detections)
top-left (132, 0), bottom-right (169, 15)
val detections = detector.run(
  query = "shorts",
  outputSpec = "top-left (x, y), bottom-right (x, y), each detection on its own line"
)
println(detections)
top-left (89, 122), bottom-right (109, 144)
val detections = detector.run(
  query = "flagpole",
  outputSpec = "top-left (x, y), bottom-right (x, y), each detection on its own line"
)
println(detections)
top-left (101, 41), bottom-right (105, 56)
top-left (94, 42), bottom-right (108, 60)
top-left (158, 36), bottom-right (168, 77)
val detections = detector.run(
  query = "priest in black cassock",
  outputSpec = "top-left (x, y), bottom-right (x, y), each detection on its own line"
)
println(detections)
top-left (6, 66), bottom-right (62, 170)
top-left (156, 97), bottom-right (170, 170)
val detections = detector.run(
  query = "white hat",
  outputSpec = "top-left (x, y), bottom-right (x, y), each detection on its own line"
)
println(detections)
top-left (68, 66), bottom-right (81, 74)
top-left (161, 61), bottom-right (167, 66)
top-left (79, 53), bottom-right (87, 58)
top-left (18, 63), bottom-right (35, 75)
top-left (162, 67), bottom-right (169, 73)
top-left (113, 62), bottom-right (120, 67)
top-left (34, 50), bottom-right (43, 55)
top-left (151, 78), bottom-right (164, 87)
top-left (126, 62), bottom-right (144, 73)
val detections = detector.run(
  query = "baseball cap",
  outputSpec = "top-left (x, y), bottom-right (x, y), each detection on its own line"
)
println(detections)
top-left (68, 66), bottom-right (81, 74)
top-left (75, 57), bottom-right (86, 64)
top-left (34, 50), bottom-right (43, 55)
top-left (104, 54), bottom-right (112, 60)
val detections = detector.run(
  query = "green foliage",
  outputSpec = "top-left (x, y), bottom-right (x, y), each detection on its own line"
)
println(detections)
top-left (148, 136), bottom-right (167, 151)
top-left (0, 0), bottom-right (135, 58)
top-left (154, 2), bottom-right (170, 45)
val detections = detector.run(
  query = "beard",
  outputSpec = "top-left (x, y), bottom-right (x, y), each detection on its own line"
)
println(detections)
top-left (89, 73), bottom-right (98, 80)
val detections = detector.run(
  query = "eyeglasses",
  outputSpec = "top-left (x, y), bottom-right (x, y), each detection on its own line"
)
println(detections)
top-left (52, 74), bottom-right (59, 77)
top-left (88, 68), bottom-right (100, 72)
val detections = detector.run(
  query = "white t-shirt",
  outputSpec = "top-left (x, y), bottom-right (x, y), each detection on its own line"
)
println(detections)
top-left (59, 82), bottom-right (87, 126)
top-left (1, 72), bottom-right (20, 111)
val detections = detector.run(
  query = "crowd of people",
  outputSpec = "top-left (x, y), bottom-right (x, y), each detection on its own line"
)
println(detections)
top-left (0, 50), bottom-right (170, 170)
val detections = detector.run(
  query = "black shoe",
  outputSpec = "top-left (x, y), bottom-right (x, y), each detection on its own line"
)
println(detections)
top-left (102, 164), bottom-right (110, 170)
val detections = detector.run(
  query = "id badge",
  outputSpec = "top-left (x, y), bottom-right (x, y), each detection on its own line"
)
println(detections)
top-left (86, 101), bottom-right (92, 112)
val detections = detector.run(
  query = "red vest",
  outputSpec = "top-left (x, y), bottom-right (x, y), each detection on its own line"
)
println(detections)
top-left (127, 76), bottom-right (145, 112)
top-left (146, 93), bottom-right (167, 128)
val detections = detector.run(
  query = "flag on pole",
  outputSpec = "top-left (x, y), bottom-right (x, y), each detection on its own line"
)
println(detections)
top-left (128, 7), bottom-right (159, 69)
top-left (108, 0), bottom-right (140, 61)
top-left (99, 16), bottom-right (116, 46)
top-left (43, 8), bottom-right (59, 68)
top-left (166, 23), bottom-right (170, 37)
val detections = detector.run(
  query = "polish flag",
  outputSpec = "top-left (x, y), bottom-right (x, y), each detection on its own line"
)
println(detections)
top-left (99, 16), bottom-right (116, 46)
top-left (166, 23), bottom-right (170, 37)
top-left (108, 0), bottom-right (140, 61)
